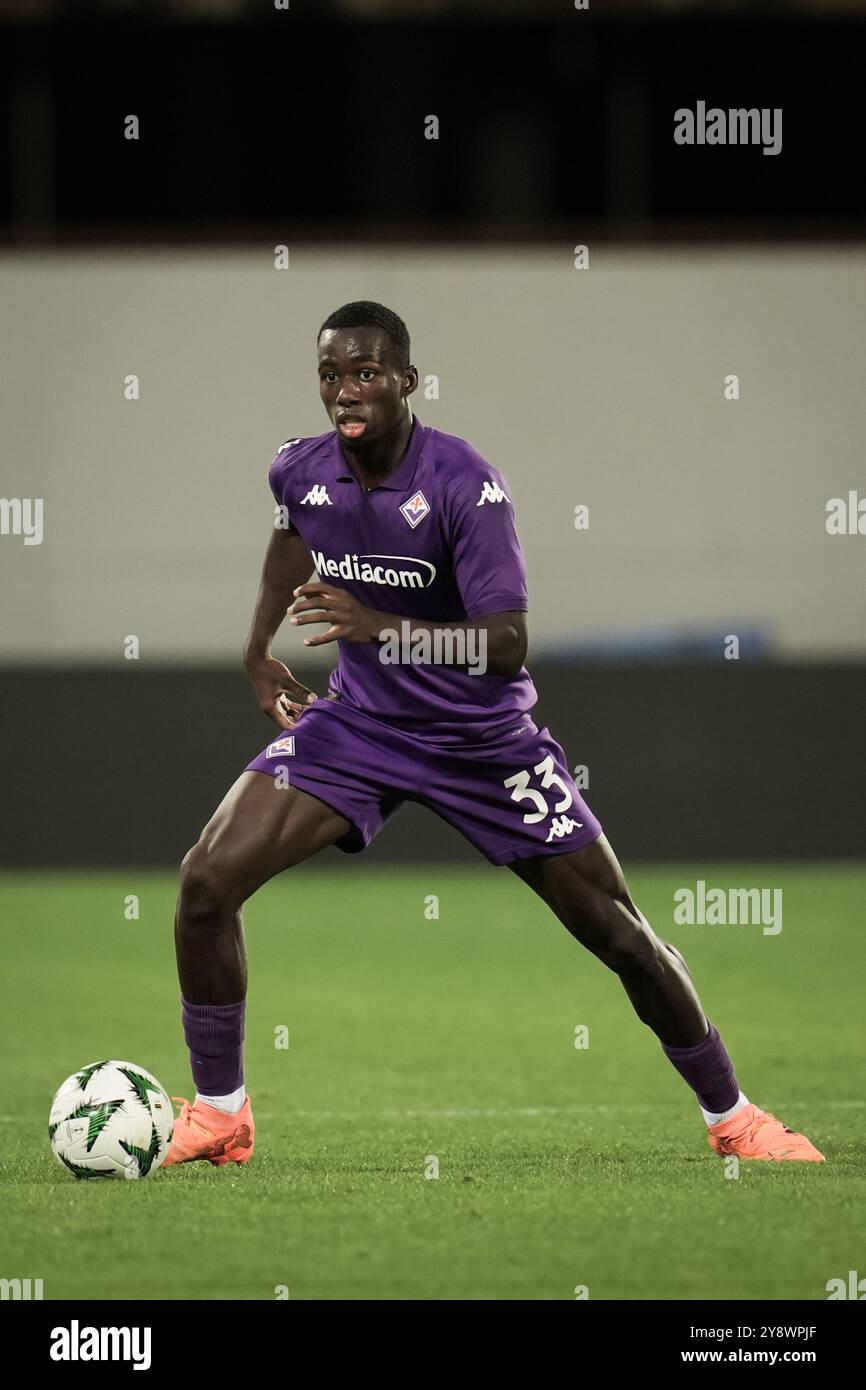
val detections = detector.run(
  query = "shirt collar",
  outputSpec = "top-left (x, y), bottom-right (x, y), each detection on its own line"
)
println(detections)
top-left (333, 413), bottom-right (425, 492)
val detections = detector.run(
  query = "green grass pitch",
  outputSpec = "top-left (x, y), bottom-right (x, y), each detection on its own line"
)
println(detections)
top-left (1, 862), bottom-right (863, 1301)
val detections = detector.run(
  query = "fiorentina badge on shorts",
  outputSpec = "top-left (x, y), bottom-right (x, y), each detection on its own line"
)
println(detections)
top-left (400, 490), bottom-right (430, 528)
top-left (267, 735), bottom-right (295, 757)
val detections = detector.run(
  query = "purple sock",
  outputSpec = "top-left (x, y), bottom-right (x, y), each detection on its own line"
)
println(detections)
top-left (181, 997), bottom-right (245, 1097)
top-left (661, 1021), bottom-right (739, 1114)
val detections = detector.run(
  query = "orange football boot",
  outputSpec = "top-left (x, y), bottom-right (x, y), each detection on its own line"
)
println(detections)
top-left (163, 1095), bottom-right (255, 1167)
top-left (707, 1103), bottom-right (824, 1163)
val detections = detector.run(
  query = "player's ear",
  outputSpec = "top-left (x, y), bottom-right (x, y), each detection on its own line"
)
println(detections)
top-left (403, 366), bottom-right (419, 398)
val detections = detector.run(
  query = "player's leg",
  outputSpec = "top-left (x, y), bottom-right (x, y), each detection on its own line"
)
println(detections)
top-left (166, 772), bottom-right (351, 1168)
top-left (509, 837), bottom-right (824, 1161)
top-left (175, 770), bottom-right (350, 1005)
top-left (509, 832), bottom-right (705, 1046)
top-left (420, 716), bottom-right (824, 1164)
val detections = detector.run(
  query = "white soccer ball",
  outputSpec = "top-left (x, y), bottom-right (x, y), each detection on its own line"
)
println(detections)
top-left (49, 1060), bottom-right (174, 1180)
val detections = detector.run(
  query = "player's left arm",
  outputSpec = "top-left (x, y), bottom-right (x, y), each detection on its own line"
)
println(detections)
top-left (288, 463), bottom-right (530, 677)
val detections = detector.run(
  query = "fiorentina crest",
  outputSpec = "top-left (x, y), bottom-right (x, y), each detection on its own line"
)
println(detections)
top-left (400, 491), bottom-right (430, 528)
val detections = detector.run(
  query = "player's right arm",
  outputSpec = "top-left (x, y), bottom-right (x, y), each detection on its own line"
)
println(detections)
top-left (243, 526), bottom-right (318, 730)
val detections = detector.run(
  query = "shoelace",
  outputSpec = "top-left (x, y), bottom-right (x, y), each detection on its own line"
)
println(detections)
top-left (736, 1110), bottom-right (795, 1146)
top-left (170, 1096), bottom-right (193, 1128)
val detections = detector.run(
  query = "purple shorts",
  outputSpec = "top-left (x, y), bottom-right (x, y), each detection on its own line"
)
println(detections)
top-left (245, 697), bottom-right (603, 867)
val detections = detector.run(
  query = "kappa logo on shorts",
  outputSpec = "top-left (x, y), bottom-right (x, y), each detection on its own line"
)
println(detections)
top-left (266, 736), bottom-right (295, 757)
top-left (400, 491), bottom-right (430, 529)
top-left (546, 815), bottom-right (582, 842)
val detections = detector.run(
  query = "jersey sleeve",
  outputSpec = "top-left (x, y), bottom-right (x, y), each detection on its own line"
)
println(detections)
top-left (445, 465), bottom-right (528, 619)
top-left (268, 438), bottom-right (302, 534)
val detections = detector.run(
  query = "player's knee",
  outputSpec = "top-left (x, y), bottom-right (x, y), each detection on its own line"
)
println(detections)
top-left (661, 938), bottom-right (693, 979)
top-left (597, 919), bottom-right (662, 978)
top-left (178, 844), bottom-right (230, 925)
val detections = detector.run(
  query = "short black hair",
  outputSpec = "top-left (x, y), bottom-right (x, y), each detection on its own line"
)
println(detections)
top-left (317, 301), bottom-right (410, 370)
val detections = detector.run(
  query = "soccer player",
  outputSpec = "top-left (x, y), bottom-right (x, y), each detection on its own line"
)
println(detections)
top-left (165, 301), bottom-right (823, 1167)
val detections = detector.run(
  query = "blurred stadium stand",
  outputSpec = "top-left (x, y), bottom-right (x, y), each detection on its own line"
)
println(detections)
top-left (1, 9), bottom-right (866, 241)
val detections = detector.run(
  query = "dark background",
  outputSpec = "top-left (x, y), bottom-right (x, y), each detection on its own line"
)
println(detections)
top-left (2, 15), bottom-right (865, 242)
top-left (2, 665), bottom-right (862, 864)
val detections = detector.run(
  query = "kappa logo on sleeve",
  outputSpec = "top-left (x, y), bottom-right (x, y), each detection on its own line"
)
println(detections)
top-left (476, 480), bottom-right (510, 506)
top-left (266, 736), bottom-right (295, 757)
top-left (272, 439), bottom-right (302, 467)
top-left (400, 491), bottom-right (430, 528)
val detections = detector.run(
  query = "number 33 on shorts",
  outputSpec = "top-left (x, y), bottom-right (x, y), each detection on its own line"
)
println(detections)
top-left (503, 756), bottom-right (583, 841)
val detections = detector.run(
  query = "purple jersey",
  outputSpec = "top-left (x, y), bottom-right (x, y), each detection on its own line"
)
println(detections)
top-left (269, 414), bottom-right (538, 745)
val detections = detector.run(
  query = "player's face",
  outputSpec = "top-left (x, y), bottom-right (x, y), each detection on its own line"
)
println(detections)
top-left (317, 328), bottom-right (415, 447)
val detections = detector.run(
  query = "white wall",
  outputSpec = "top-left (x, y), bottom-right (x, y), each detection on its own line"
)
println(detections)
top-left (1, 245), bottom-right (864, 663)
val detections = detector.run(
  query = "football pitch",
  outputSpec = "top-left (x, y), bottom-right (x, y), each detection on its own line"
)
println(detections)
top-left (1, 862), bottom-right (863, 1302)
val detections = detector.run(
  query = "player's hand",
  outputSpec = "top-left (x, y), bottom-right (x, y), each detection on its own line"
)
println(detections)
top-left (244, 653), bottom-right (317, 730)
top-left (289, 583), bottom-right (381, 646)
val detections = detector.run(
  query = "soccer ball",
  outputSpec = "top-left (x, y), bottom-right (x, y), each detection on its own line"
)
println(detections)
top-left (49, 1060), bottom-right (174, 1180)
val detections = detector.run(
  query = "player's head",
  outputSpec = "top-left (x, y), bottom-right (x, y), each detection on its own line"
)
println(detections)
top-left (317, 301), bottom-right (417, 448)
